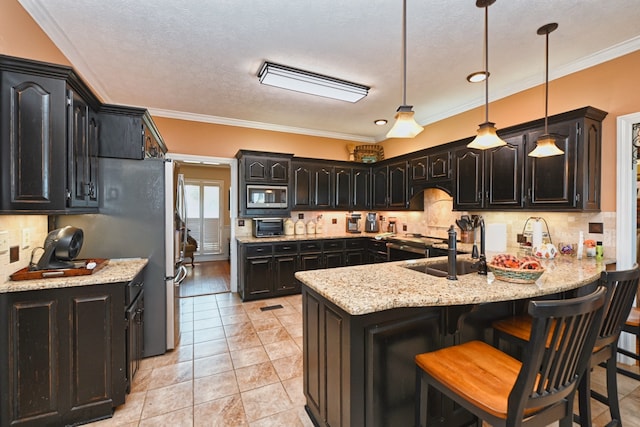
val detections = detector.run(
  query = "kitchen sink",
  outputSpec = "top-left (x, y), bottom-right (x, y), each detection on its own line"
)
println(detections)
top-left (403, 259), bottom-right (479, 277)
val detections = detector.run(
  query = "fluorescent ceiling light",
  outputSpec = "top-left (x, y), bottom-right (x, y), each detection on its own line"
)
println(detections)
top-left (258, 62), bottom-right (369, 103)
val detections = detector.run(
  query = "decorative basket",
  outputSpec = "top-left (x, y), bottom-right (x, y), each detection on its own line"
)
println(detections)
top-left (353, 144), bottom-right (384, 163)
top-left (487, 263), bottom-right (545, 284)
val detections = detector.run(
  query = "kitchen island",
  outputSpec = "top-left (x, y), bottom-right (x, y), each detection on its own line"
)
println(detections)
top-left (0, 258), bottom-right (147, 427)
top-left (295, 255), bottom-right (606, 427)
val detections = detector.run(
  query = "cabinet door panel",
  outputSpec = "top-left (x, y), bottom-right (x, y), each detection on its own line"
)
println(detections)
top-left (1, 72), bottom-right (66, 211)
top-left (372, 166), bottom-right (388, 209)
top-left (269, 160), bottom-right (289, 182)
top-left (334, 168), bottom-right (352, 209)
top-left (8, 298), bottom-right (62, 424)
top-left (486, 136), bottom-right (524, 208)
top-left (527, 122), bottom-right (577, 208)
top-left (314, 167), bottom-right (332, 208)
top-left (293, 164), bottom-right (312, 208)
top-left (388, 162), bottom-right (408, 208)
top-left (274, 255), bottom-right (298, 293)
top-left (69, 294), bottom-right (112, 408)
top-left (410, 156), bottom-right (428, 181)
top-left (352, 167), bottom-right (370, 210)
top-left (429, 152), bottom-right (450, 180)
top-left (246, 158), bottom-right (268, 181)
top-left (454, 149), bottom-right (483, 209)
top-left (245, 257), bottom-right (272, 295)
top-left (300, 253), bottom-right (323, 271)
top-left (68, 90), bottom-right (89, 208)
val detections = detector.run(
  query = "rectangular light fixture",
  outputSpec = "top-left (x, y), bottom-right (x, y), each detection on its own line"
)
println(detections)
top-left (258, 61), bottom-right (369, 103)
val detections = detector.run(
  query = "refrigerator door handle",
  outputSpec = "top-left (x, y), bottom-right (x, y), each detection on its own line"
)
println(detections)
top-left (174, 265), bottom-right (188, 284)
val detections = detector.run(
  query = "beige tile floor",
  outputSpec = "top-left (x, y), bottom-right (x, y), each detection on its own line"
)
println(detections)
top-left (86, 291), bottom-right (640, 427)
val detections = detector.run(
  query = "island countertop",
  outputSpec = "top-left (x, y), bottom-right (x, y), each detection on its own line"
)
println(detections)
top-left (1, 258), bottom-right (148, 293)
top-left (295, 255), bottom-right (607, 315)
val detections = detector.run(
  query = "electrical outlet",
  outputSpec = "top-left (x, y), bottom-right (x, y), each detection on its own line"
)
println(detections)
top-left (22, 228), bottom-right (30, 249)
top-left (332, 218), bottom-right (337, 224)
top-left (0, 230), bottom-right (8, 254)
top-left (402, 224), bottom-right (407, 231)
top-left (10, 246), bottom-right (19, 263)
top-left (298, 213), bottom-right (304, 219)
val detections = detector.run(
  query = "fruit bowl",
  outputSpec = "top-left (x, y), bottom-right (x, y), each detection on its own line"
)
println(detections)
top-left (487, 263), bottom-right (545, 284)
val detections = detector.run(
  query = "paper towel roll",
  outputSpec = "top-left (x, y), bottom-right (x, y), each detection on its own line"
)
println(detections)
top-left (485, 223), bottom-right (507, 253)
top-left (532, 220), bottom-right (543, 249)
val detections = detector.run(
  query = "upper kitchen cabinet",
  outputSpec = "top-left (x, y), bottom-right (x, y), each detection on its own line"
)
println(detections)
top-left (373, 159), bottom-right (424, 210)
top-left (335, 164), bottom-right (370, 210)
top-left (453, 106), bottom-right (606, 212)
top-left (525, 107), bottom-right (606, 211)
top-left (0, 55), bottom-right (101, 213)
top-left (291, 159), bottom-right (333, 210)
top-left (453, 134), bottom-right (525, 210)
top-left (239, 150), bottom-right (291, 183)
top-left (237, 150), bottom-right (293, 217)
top-left (97, 105), bottom-right (167, 160)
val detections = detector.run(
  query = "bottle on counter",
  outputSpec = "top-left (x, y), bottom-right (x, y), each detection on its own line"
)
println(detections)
top-left (577, 231), bottom-right (584, 260)
top-left (306, 219), bottom-right (316, 234)
top-left (315, 215), bottom-right (324, 234)
top-left (295, 218), bottom-right (306, 235)
top-left (284, 218), bottom-right (295, 236)
top-left (595, 241), bottom-right (603, 260)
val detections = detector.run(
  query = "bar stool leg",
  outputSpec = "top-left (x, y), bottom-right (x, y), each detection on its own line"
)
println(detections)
top-left (605, 348), bottom-right (622, 424)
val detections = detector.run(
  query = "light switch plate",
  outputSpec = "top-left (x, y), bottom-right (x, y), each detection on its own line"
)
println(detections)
top-left (0, 230), bottom-right (8, 254)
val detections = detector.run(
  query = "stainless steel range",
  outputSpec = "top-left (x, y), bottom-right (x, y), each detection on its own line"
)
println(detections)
top-left (385, 234), bottom-right (449, 261)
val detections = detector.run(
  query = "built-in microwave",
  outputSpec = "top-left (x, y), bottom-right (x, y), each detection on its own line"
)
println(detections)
top-left (253, 218), bottom-right (285, 237)
top-left (246, 184), bottom-right (288, 209)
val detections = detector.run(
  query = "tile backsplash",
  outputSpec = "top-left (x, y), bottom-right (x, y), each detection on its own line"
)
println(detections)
top-left (234, 188), bottom-right (616, 258)
top-left (0, 215), bottom-right (49, 282)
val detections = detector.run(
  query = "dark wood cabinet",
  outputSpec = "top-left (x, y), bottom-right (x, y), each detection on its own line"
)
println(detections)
top-left (453, 106), bottom-right (605, 211)
top-left (410, 150), bottom-right (451, 183)
top-left (67, 88), bottom-right (99, 209)
top-left (292, 160), bottom-right (333, 210)
top-left (372, 160), bottom-right (421, 210)
top-left (0, 68), bottom-right (67, 212)
top-left (0, 55), bottom-right (101, 213)
top-left (239, 238), bottom-right (367, 301)
top-left (97, 105), bottom-right (167, 160)
top-left (454, 134), bottom-right (525, 210)
top-left (334, 166), bottom-right (352, 209)
top-left (352, 166), bottom-right (371, 210)
top-left (244, 154), bottom-right (290, 183)
top-left (0, 283), bottom-right (126, 427)
top-left (125, 289), bottom-right (144, 394)
top-left (237, 150), bottom-right (293, 217)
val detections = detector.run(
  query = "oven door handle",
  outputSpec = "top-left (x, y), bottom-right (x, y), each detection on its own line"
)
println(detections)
top-left (174, 265), bottom-right (188, 285)
top-left (386, 242), bottom-right (427, 255)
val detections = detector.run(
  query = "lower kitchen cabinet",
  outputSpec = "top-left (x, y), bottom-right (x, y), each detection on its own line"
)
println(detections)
top-left (0, 283), bottom-right (127, 427)
top-left (125, 289), bottom-right (144, 393)
top-left (239, 238), bottom-right (369, 301)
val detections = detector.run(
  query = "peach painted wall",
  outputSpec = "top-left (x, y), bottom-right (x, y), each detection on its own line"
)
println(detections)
top-left (0, 1), bottom-right (70, 65)
top-left (152, 117), bottom-right (355, 161)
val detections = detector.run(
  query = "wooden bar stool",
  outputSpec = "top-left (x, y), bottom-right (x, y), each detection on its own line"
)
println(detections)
top-left (492, 266), bottom-right (640, 427)
top-left (617, 306), bottom-right (640, 380)
top-left (415, 287), bottom-right (607, 427)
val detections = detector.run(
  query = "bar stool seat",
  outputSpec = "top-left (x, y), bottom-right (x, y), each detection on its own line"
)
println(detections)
top-left (617, 307), bottom-right (640, 380)
top-left (415, 287), bottom-right (606, 427)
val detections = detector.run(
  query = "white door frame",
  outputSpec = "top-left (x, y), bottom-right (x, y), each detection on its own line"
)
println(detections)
top-left (166, 153), bottom-right (238, 293)
top-left (616, 112), bottom-right (640, 362)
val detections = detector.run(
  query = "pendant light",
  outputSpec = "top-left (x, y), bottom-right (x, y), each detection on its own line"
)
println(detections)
top-left (529, 23), bottom-right (564, 158)
top-left (467, 0), bottom-right (506, 150)
top-left (386, 0), bottom-right (424, 139)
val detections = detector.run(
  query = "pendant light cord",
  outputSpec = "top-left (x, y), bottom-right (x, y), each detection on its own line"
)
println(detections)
top-left (483, 4), bottom-right (489, 123)
top-left (544, 29), bottom-right (549, 134)
top-left (401, 0), bottom-right (407, 106)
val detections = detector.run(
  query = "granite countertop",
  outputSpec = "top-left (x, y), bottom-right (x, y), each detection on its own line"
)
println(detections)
top-left (295, 254), bottom-right (607, 315)
top-left (1, 258), bottom-right (148, 293)
top-left (236, 232), bottom-right (381, 244)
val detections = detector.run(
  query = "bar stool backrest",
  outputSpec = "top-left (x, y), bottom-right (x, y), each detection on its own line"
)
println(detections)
top-left (596, 266), bottom-right (640, 349)
top-left (508, 286), bottom-right (607, 426)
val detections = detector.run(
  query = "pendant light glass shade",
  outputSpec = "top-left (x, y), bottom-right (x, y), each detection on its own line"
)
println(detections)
top-left (387, 0), bottom-right (424, 139)
top-left (467, 121), bottom-right (506, 149)
top-left (528, 134), bottom-right (564, 157)
top-left (467, 0), bottom-right (506, 150)
top-left (529, 23), bottom-right (563, 158)
top-left (387, 106), bottom-right (424, 138)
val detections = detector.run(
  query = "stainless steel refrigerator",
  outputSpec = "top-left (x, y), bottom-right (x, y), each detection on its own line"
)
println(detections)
top-left (56, 157), bottom-right (185, 357)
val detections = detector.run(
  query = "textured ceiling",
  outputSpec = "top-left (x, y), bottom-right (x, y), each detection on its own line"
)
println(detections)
top-left (18, 0), bottom-right (640, 142)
